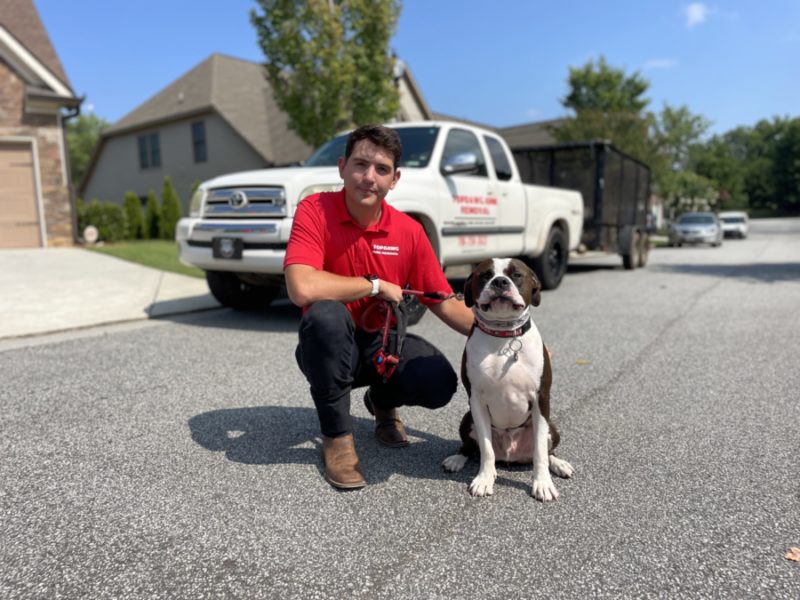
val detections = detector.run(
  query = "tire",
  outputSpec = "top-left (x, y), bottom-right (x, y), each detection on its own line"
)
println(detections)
top-left (637, 233), bottom-right (650, 267)
top-left (403, 295), bottom-right (428, 326)
top-left (529, 227), bottom-right (568, 290)
top-left (622, 231), bottom-right (640, 270)
top-left (206, 271), bottom-right (280, 310)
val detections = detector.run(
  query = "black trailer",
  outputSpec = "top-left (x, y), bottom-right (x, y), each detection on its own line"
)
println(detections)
top-left (512, 141), bottom-right (653, 270)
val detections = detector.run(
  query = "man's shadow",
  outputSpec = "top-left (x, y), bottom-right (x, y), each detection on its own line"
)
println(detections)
top-left (188, 406), bottom-right (533, 491)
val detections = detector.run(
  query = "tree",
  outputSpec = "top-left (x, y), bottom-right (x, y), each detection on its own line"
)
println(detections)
top-left (123, 191), bottom-right (145, 239)
top-left (250, 0), bottom-right (401, 147)
top-left (65, 112), bottom-right (109, 184)
top-left (144, 190), bottom-right (160, 239)
top-left (552, 56), bottom-right (658, 167)
top-left (652, 103), bottom-right (714, 215)
top-left (159, 176), bottom-right (182, 239)
top-left (561, 56), bottom-right (650, 114)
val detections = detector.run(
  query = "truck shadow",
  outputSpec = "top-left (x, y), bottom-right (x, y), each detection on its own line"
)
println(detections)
top-left (157, 299), bottom-right (302, 332)
top-left (187, 406), bottom-right (530, 491)
top-left (651, 262), bottom-right (800, 284)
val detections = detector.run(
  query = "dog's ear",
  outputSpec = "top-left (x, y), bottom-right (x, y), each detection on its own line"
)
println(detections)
top-left (513, 259), bottom-right (541, 307)
top-left (463, 272), bottom-right (475, 307)
top-left (531, 284), bottom-right (541, 307)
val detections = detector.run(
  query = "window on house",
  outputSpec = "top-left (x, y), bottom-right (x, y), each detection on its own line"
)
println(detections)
top-left (137, 133), bottom-right (161, 169)
top-left (192, 121), bottom-right (207, 163)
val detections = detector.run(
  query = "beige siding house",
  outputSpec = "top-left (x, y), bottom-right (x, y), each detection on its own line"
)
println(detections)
top-left (0, 0), bottom-right (82, 248)
top-left (80, 53), bottom-right (433, 213)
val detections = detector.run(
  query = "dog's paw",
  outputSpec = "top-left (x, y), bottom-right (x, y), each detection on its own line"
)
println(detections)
top-left (549, 455), bottom-right (575, 479)
top-left (468, 472), bottom-right (496, 497)
top-left (531, 476), bottom-right (559, 502)
top-left (442, 454), bottom-right (468, 472)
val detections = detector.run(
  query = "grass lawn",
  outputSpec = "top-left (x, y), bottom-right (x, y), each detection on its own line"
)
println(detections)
top-left (86, 240), bottom-right (205, 278)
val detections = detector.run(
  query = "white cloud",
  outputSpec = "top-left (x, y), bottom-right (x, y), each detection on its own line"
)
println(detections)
top-left (684, 3), bottom-right (710, 28)
top-left (525, 108), bottom-right (541, 119)
top-left (643, 58), bottom-right (678, 70)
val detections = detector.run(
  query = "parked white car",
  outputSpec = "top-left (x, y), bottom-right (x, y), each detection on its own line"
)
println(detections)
top-left (719, 211), bottom-right (749, 239)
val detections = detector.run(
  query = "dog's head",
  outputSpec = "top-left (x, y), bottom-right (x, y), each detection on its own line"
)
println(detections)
top-left (463, 258), bottom-right (541, 320)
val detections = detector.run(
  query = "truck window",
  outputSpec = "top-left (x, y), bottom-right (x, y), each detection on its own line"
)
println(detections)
top-left (305, 127), bottom-right (439, 168)
top-left (483, 136), bottom-right (513, 181)
top-left (440, 129), bottom-right (488, 177)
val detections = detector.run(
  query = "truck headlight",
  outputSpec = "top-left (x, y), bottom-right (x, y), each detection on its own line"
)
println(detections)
top-left (299, 183), bottom-right (341, 202)
top-left (189, 188), bottom-right (204, 217)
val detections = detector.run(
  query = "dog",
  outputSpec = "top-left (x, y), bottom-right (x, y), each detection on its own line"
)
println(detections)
top-left (442, 258), bottom-right (574, 501)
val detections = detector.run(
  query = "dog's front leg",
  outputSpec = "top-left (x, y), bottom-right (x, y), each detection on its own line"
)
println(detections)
top-left (468, 395), bottom-right (496, 497)
top-left (531, 414), bottom-right (559, 502)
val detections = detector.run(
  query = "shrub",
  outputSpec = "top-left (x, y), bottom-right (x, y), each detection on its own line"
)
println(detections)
top-left (123, 191), bottom-right (145, 239)
top-left (160, 176), bottom-right (182, 239)
top-left (85, 199), bottom-right (126, 243)
top-left (75, 198), bottom-right (88, 233)
top-left (144, 190), bottom-right (160, 239)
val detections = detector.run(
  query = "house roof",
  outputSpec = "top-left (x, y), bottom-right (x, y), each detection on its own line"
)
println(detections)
top-left (0, 0), bottom-right (72, 91)
top-left (105, 53), bottom-right (313, 165)
top-left (497, 119), bottom-right (566, 149)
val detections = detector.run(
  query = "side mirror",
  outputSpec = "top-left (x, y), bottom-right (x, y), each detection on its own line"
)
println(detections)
top-left (441, 152), bottom-right (479, 176)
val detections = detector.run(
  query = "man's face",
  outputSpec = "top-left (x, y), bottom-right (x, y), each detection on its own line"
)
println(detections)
top-left (338, 139), bottom-right (400, 210)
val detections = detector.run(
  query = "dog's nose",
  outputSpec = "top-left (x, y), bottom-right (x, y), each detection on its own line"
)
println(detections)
top-left (491, 277), bottom-right (511, 291)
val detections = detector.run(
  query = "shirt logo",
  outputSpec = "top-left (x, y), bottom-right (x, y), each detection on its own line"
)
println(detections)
top-left (372, 243), bottom-right (399, 256)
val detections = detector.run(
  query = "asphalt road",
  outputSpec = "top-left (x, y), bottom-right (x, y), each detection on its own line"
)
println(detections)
top-left (2, 219), bottom-right (799, 599)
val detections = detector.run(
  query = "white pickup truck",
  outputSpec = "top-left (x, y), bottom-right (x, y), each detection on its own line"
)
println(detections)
top-left (176, 121), bottom-right (583, 314)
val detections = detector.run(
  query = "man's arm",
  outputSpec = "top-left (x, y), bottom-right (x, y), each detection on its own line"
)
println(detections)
top-left (285, 264), bottom-right (404, 307)
top-left (429, 297), bottom-right (474, 336)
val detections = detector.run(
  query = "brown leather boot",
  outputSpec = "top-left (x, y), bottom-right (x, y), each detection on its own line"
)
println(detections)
top-left (364, 390), bottom-right (409, 448)
top-left (321, 434), bottom-right (366, 489)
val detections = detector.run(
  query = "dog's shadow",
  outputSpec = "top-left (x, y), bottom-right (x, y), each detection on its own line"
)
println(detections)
top-left (188, 406), bottom-right (533, 492)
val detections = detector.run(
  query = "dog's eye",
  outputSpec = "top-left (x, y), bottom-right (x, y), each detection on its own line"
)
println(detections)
top-left (511, 272), bottom-right (522, 280)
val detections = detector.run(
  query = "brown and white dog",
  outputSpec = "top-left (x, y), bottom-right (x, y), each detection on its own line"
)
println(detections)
top-left (443, 258), bottom-right (574, 501)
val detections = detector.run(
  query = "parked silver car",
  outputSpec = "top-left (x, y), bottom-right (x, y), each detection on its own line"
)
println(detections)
top-left (669, 212), bottom-right (723, 247)
top-left (719, 211), bottom-right (749, 238)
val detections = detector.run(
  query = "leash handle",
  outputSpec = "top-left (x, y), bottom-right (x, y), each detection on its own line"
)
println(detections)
top-left (401, 289), bottom-right (464, 301)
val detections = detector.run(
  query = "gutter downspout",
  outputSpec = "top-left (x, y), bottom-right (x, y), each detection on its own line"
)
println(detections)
top-left (61, 97), bottom-right (84, 245)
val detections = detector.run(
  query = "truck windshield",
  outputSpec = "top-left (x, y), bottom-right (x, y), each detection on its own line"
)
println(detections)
top-left (305, 127), bottom-right (439, 168)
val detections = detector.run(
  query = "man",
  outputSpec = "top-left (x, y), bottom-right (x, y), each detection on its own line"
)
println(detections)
top-left (284, 124), bottom-right (474, 490)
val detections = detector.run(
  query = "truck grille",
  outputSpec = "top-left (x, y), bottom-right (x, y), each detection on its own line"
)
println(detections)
top-left (203, 187), bottom-right (286, 218)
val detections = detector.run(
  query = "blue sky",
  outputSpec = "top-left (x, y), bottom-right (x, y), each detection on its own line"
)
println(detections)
top-left (35, 0), bottom-right (800, 137)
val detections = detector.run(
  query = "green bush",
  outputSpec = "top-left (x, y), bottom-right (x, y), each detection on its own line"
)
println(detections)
top-left (75, 197), bottom-right (88, 233)
top-left (85, 199), bottom-right (126, 243)
top-left (144, 190), bottom-right (160, 239)
top-left (160, 176), bottom-right (182, 239)
top-left (123, 191), bottom-right (145, 239)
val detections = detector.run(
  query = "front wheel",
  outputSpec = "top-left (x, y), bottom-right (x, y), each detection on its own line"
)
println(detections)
top-left (529, 227), bottom-right (568, 290)
top-left (206, 271), bottom-right (280, 310)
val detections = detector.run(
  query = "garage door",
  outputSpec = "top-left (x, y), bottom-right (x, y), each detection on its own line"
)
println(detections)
top-left (0, 142), bottom-right (42, 248)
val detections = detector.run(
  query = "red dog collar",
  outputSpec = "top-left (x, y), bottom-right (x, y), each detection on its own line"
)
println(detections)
top-left (474, 317), bottom-right (532, 338)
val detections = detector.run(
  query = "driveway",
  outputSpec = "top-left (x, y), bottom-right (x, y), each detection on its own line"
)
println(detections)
top-left (0, 247), bottom-right (219, 339)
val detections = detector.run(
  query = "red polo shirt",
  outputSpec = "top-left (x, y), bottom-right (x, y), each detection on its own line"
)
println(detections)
top-left (284, 189), bottom-right (451, 329)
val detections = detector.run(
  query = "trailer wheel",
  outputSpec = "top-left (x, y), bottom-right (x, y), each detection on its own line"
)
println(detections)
top-left (530, 227), bottom-right (568, 290)
top-left (637, 233), bottom-right (650, 267)
top-left (622, 231), bottom-right (640, 270)
top-left (206, 271), bottom-right (280, 310)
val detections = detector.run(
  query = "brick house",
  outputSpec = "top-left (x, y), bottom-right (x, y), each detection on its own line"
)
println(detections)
top-left (0, 0), bottom-right (81, 248)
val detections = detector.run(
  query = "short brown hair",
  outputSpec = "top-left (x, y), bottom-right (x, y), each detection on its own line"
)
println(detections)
top-left (344, 124), bottom-right (403, 169)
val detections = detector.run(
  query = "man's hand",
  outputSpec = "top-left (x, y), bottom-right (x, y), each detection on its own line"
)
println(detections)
top-left (377, 279), bottom-right (403, 304)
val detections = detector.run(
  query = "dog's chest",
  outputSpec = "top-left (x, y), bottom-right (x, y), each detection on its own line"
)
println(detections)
top-left (466, 328), bottom-right (544, 427)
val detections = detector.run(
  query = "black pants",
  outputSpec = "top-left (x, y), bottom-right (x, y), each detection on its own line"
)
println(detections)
top-left (295, 300), bottom-right (458, 438)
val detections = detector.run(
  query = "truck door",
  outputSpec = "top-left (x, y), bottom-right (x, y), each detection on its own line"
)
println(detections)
top-left (439, 128), bottom-right (497, 258)
top-left (483, 134), bottom-right (526, 256)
